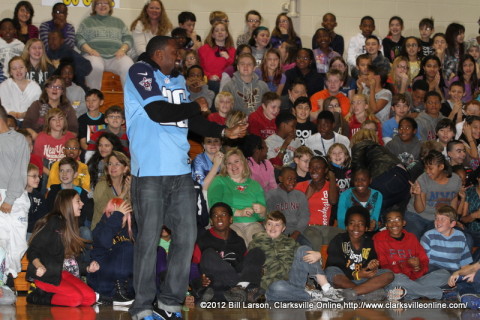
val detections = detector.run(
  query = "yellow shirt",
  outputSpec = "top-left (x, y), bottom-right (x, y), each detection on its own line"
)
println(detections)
top-left (47, 160), bottom-right (91, 191)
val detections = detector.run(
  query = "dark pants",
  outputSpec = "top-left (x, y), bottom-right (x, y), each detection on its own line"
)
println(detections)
top-left (87, 244), bottom-right (134, 297)
top-left (130, 174), bottom-right (197, 319)
top-left (371, 166), bottom-right (411, 220)
top-left (156, 246), bottom-right (201, 289)
top-left (200, 247), bottom-right (265, 292)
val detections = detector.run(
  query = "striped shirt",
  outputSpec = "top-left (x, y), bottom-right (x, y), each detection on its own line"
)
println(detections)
top-left (421, 229), bottom-right (472, 271)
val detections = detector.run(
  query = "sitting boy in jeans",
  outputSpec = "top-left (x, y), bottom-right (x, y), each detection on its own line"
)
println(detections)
top-left (249, 211), bottom-right (343, 302)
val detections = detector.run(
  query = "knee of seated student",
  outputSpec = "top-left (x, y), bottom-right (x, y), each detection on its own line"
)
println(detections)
top-left (325, 266), bottom-right (345, 285)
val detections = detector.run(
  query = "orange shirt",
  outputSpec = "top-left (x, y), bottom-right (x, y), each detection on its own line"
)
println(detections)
top-left (310, 90), bottom-right (350, 117)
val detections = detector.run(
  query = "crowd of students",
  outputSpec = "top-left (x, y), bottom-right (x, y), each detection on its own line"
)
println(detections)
top-left (1, 0), bottom-right (480, 317)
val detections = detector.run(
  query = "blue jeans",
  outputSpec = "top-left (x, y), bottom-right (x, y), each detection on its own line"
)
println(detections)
top-left (129, 175), bottom-right (197, 319)
top-left (404, 211), bottom-right (434, 240)
top-left (266, 246), bottom-right (325, 302)
top-left (388, 269), bottom-right (450, 300)
top-left (457, 270), bottom-right (480, 295)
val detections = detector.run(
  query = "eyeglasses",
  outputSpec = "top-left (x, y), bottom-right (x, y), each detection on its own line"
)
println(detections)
top-left (405, 43), bottom-right (418, 48)
top-left (108, 162), bottom-right (123, 167)
top-left (65, 147), bottom-right (80, 150)
top-left (247, 19), bottom-right (260, 23)
top-left (47, 85), bottom-right (63, 90)
top-left (96, 2), bottom-right (110, 6)
top-left (28, 174), bottom-right (41, 179)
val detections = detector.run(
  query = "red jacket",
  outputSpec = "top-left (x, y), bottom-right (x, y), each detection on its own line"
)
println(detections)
top-left (198, 44), bottom-right (235, 79)
top-left (248, 107), bottom-right (276, 140)
top-left (373, 229), bottom-right (429, 280)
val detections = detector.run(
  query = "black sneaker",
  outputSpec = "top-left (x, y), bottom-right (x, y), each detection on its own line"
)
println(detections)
top-left (113, 280), bottom-right (134, 306)
top-left (153, 302), bottom-right (182, 320)
top-left (97, 294), bottom-right (113, 305)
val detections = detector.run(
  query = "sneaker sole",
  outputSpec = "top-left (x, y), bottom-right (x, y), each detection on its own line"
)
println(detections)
top-left (113, 299), bottom-right (134, 306)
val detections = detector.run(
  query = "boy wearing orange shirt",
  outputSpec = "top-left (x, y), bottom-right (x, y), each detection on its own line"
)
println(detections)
top-left (310, 70), bottom-right (350, 121)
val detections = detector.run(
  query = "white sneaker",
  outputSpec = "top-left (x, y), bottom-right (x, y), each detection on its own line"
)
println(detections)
top-left (322, 287), bottom-right (344, 302)
top-left (307, 289), bottom-right (324, 301)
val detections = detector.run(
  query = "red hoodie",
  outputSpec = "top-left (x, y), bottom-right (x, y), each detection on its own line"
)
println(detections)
top-left (373, 229), bottom-right (429, 280)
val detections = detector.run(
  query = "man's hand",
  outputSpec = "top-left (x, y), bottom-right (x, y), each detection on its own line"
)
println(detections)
top-left (195, 97), bottom-right (209, 112)
top-left (225, 123), bottom-right (248, 139)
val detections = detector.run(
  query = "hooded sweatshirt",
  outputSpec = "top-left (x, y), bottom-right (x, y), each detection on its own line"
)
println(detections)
top-left (222, 71), bottom-right (269, 115)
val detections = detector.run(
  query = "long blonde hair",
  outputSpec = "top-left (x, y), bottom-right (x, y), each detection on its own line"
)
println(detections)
top-left (389, 56), bottom-right (411, 85)
top-left (21, 38), bottom-right (52, 72)
top-left (130, 0), bottom-right (172, 35)
top-left (344, 94), bottom-right (379, 124)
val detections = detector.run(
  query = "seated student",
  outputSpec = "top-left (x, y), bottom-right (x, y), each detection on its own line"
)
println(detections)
top-left (283, 48), bottom-right (325, 97)
top-left (196, 202), bottom-right (266, 303)
top-left (45, 157), bottom-right (93, 235)
top-left (86, 105), bottom-right (129, 163)
top-left (409, 79), bottom-right (428, 113)
top-left (435, 118), bottom-right (456, 156)
top-left (77, 89), bottom-right (106, 152)
top-left (47, 138), bottom-right (90, 191)
top-left (448, 258), bottom-right (480, 309)
top-left (365, 35), bottom-right (391, 78)
top-left (293, 97), bottom-right (317, 146)
top-left (236, 10), bottom-right (262, 47)
top-left (295, 156), bottom-right (342, 249)
top-left (327, 143), bottom-right (352, 194)
top-left (255, 48), bottom-right (286, 95)
top-left (192, 137), bottom-right (222, 187)
top-left (312, 13), bottom-right (344, 55)
top-left (455, 100), bottom-right (480, 140)
top-left (373, 209), bottom-right (451, 300)
top-left (266, 112), bottom-right (301, 168)
top-left (240, 134), bottom-right (276, 193)
top-left (186, 65), bottom-right (215, 111)
top-left (325, 206), bottom-right (394, 301)
top-left (293, 146), bottom-right (313, 183)
top-left (208, 91), bottom-right (234, 125)
top-left (382, 94), bottom-right (413, 144)
top-left (39, 3), bottom-right (76, 50)
top-left (441, 81), bottom-right (465, 120)
top-left (347, 16), bottom-right (380, 70)
top-left (306, 110), bottom-right (350, 157)
top-left (406, 151), bottom-right (462, 239)
top-left (222, 53), bottom-right (269, 115)
top-left (26, 164), bottom-right (47, 239)
top-left (358, 65), bottom-right (392, 123)
top-left (266, 167), bottom-right (310, 242)
top-left (337, 168), bottom-right (383, 231)
top-left (415, 91), bottom-right (446, 141)
top-left (56, 59), bottom-right (86, 118)
top-left (312, 28), bottom-right (341, 74)
top-left (420, 205), bottom-right (473, 272)
top-left (322, 97), bottom-right (350, 136)
top-left (248, 92), bottom-right (281, 140)
top-left (280, 79), bottom-right (307, 112)
top-left (345, 94), bottom-right (382, 143)
top-left (0, 18), bottom-right (25, 76)
top-left (88, 198), bottom-right (135, 305)
top-left (249, 211), bottom-right (344, 302)
top-left (47, 31), bottom-right (91, 89)
top-left (310, 69), bottom-right (350, 120)
top-left (178, 11), bottom-right (202, 50)
top-left (386, 117), bottom-right (421, 167)
top-left (448, 140), bottom-right (468, 168)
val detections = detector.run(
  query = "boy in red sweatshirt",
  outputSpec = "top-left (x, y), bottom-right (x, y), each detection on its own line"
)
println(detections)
top-left (373, 209), bottom-right (451, 300)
